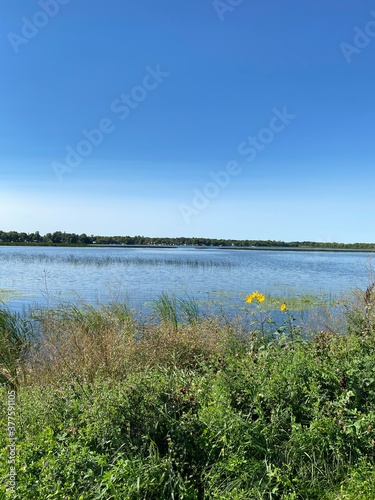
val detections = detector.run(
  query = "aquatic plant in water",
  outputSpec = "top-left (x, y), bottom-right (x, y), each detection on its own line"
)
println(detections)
top-left (0, 252), bottom-right (236, 269)
top-left (0, 289), bottom-right (20, 303)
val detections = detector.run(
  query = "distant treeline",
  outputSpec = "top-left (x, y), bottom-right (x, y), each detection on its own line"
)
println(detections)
top-left (0, 230), bottom-right (374, 249)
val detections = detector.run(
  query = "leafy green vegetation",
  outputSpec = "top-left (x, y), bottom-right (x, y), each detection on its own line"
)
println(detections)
top-left (0, 229), bottom-right (375, 249)
top-left (1, 286), bottom-right (375, 498)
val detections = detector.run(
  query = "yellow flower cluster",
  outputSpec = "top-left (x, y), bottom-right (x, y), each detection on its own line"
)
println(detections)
top-left (245, 291), bottom-right (266, 304)
top-left (280, 303), bottom-right (288, 312)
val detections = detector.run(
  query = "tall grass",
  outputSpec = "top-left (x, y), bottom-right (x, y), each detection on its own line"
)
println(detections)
top-left (29, 302), bottom-right (138, 386)
top-left (0, 305), bottom-right (33, 389)
top-left (151, 292), bottom-right (200, 331)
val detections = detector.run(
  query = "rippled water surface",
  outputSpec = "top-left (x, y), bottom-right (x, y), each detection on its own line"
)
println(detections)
top-left (0, 246), bottom-right (372, 311)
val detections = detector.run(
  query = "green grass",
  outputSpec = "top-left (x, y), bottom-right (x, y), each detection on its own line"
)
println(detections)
top-left (1, 286), bottom-right (375, 499)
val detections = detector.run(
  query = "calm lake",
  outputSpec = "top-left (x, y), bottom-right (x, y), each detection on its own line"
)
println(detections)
top-left (0, 245), bottom-right (373, 314)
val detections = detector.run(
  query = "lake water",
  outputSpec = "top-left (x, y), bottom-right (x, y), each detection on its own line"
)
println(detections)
top-left (0, 246), bottom-right (373, 313)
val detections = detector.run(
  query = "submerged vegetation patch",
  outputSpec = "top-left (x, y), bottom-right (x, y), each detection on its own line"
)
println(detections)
top-left (200, 289), bottom-right (341, 313)
top-left (263, 292), bottom-right (340, 310)
top-left (0, 289), bottom-right (22, 303)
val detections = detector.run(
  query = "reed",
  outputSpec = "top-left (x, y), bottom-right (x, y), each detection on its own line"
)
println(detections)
top-left (151, 292), bottom-right (201, 332)
top-left (0, 252), bottom-right (236, 268)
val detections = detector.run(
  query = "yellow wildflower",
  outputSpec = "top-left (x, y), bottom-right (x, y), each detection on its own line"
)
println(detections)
top-left (280, 303), bottom-right (287, 312)
top-left (245, 291), bottom-right (266, 304)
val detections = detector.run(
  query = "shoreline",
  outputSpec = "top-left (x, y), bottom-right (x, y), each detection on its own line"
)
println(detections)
top-left (0, 242), bottom-right (375, 253)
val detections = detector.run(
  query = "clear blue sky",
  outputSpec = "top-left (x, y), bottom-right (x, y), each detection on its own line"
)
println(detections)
top-left (1, 0), bottom-right (375, 242)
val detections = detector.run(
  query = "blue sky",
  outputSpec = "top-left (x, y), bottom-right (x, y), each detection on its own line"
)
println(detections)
top-left (1, 0), bottom-right (375, 242)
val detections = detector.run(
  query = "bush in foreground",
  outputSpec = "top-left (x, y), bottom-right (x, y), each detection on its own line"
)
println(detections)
top-left (1, 288), bottom-right (375, 498)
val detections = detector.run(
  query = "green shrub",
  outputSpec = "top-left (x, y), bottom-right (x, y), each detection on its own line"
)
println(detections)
top-left (1, 289), bottom-right (375, 498)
